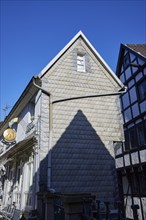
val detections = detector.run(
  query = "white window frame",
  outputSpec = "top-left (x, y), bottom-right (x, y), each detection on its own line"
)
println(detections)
top-left (77, 54), bottom-right (86, 72)
top-left (23, 154), bottom-right (34, 210)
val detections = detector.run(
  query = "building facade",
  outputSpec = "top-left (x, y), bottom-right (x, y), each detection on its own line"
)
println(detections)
top-left (115, 44), bottom-right (146, 220)
top-left (0, 31), bottom-right (125, 218)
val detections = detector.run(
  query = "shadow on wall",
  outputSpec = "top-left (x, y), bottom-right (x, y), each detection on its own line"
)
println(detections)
top-left (39, 110), bottom-right (118, 203)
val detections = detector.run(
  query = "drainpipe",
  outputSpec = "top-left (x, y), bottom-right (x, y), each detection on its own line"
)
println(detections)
top-left (32, 79), bottom-right (53, 191)
top-left (33, 77), bottom-right (127, 192)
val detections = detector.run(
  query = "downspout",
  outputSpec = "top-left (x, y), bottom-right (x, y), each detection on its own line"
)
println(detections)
top-left (33, 77), bottom-right (127, 192)
top-left (32, 79), bottom-right (53, 190)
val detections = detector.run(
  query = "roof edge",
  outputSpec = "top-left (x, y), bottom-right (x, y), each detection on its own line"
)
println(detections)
top-left (38, 31), bottom-right (124, 89)
top-left (0, 77), bottom-right (41, 131)
top-left (39, 30), bottom-right (83, 78)
top-left (116, 43), bottom-right (146, 76)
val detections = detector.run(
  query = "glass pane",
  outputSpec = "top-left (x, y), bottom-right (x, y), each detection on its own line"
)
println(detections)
top-left (124, 131), bottom-right (130, 150)
top-left (77, 65), bottom-right (85, 72)
top-left (130, 173), bottom-right (139, 193)
top-left (124, 108), bottom-right (132, 122)
top-left (140, 101), bottom-right (146, 113)
top-left (132, 103), bottom-right (139, 118)
top-left (137, 123), bottom-right (146, 146)
top-left (130, 53), bottom-right (136, 62)
top-left (132, 66), bottom-right (139, 74)
top-left (138, 79), bottom-right (146, 100)
top-left (129, 128), bottom-right (137, 148)
top-left (129, 87), bottom-right (137, 103)
top-left (131, 59), bottom-right (138, 74)
top-left (138, 58), bottom-right (145, 66)
top-left (120, 73), bottom-right (125, 83)
top-left (125, 67), bottom-right (132, 80)
top-left (123, 93), bottom-right (130, 109)
top-left (139, 169), bottom-right (146, 193)
top-left (123, 53), bottom-right (130, 69)
top-left (135, 72), bottom-right (143, 82)
top-left (128, 79), bottom-right (135, 88)
top-left (124, 50), bottom-right (128, 55)
top-left (77, 59), bottom-right (84, 65)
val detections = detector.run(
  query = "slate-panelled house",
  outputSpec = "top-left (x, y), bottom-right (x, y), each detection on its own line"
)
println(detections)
top-left (115, 44), bottom-right (146, 220)
top-left (0, 31), bottom-right (125, 218)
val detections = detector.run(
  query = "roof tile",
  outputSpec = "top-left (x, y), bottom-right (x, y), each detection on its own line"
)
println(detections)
top-left (126, 44), bottom-right (146, 57)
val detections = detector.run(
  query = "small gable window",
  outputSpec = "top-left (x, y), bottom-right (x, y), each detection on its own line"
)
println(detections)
top-left (77, 54), bottom-right (85, 72)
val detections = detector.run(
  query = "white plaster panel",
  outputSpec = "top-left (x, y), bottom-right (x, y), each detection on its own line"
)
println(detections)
top-left (131, 152), bottom-right (139, 165)
top-left (124, 154), bottom-right (130, 166)
top-left (115, 157), bottom-right (123, 168)
top-left (140, 149), bottom-right (146, 163)
top-left (133, 197), bottom-right (142, 220)
top-left (124, 196), bottom-right (133, 219)
top-left (142, 198), bottom-right (146, 220)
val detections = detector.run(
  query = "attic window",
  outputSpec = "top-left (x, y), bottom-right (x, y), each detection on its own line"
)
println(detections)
top-left (77, 54), bottom-right (85, 72)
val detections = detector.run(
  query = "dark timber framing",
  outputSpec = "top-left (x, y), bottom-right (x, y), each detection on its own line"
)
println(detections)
top-left (115, 44), bottom-right (146, 220)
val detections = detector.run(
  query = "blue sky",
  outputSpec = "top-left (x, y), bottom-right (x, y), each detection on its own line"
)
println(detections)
top-left (0, 0), bottom-right (146, 120)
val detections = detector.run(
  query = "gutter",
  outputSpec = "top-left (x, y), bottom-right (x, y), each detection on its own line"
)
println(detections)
top-left (53, 88), bottom-right (126, 104)
top-left (0, 77), bottom-right (40, 132)
top-left (33, 77), bottom-right (126, 191)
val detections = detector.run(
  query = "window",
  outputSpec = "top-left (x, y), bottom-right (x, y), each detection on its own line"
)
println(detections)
top-left (124, 131), bottom-right (130, 151)
top-left (137, 78), bottom-right (146, 101)
top-left (77, 54), bottom-right (85, 72)
top-left (130, 172), bottom-right (139, 194)
top-left (129, 128), bottom-right (138, 148)
top-left (127, 167), bottom-right (146, 196)
top-left (139, 168), bottom-right (146, 194)
top-left (137, 123), bottom-right (146, 146)
top-left (24, 154), bottom-right (34, 208)
top-left (124, 121), bottom-right (146, 152)
top-left (29, 98), bottom-right (35, 121)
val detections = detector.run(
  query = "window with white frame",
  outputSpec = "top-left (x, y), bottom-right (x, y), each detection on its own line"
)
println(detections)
top-left (77, 54), bottom-right (85, 72)
top-left (24, 154), bottom-right (34, 208)
top-left (15, 163), bottom-right (23, 207)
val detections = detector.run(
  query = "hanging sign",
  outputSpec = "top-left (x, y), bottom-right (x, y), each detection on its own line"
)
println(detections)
top-left (1, 117), bottom-right (18, 145)
top-left (2, 128), bottom-right (16, 144)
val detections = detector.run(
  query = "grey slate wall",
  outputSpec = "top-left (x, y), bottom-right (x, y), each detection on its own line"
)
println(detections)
top-left (39, 37), bottom-right (124, 202)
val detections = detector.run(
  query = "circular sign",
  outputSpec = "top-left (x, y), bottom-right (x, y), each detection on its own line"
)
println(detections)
top-left (3, 128), bottom-right (16, 142)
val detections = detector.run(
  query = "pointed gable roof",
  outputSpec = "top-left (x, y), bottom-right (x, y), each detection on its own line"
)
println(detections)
top-left (116, 43), bottom-right (146, 76)
top-left (39, 31), bottom-right (124, 89)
